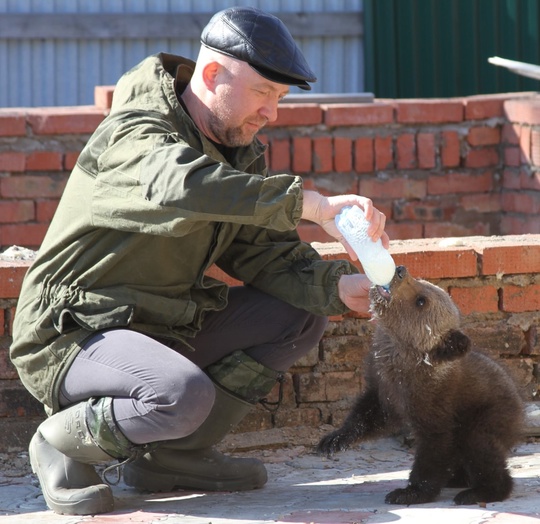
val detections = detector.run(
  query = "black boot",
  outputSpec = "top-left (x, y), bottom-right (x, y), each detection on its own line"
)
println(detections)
top-left (123, 351), bottom-right (281, 492)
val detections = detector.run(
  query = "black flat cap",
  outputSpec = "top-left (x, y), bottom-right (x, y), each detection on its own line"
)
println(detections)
top-left (201, 6), bottom-right (316, 91)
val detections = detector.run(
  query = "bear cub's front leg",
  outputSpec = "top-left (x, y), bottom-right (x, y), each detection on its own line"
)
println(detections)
top-left (317, 389), bottom-right (385, 456)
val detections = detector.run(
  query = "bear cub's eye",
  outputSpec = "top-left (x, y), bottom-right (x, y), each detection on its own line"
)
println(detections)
top-left (416, 296), bottom-right (426, 307)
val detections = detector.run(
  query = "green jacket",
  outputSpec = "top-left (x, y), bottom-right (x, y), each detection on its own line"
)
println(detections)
top-left (11, 53), bottom-right (356, 413)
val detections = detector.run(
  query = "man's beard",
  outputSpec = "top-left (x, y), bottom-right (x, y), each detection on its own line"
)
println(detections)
top-left (208, 112), bottom-right (258, 148)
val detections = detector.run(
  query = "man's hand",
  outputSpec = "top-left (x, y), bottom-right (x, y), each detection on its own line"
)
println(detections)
top-left (302, 191), bottom-right (389, 260)
top-left (338, 274), bottom-right (373, 313)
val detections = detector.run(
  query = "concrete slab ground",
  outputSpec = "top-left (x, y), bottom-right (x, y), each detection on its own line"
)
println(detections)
top-left (0, 434), bottom-right (539, 524)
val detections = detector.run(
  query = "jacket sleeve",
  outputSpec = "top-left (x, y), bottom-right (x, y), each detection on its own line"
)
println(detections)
top-left (89, 113), bottom-right (302, 236)
top-left (216, 225), bottom-right (358, 316)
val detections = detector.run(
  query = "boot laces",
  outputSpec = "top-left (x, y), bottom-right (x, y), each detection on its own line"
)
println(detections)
top-left (258, 373), bottom-right (284, 413)
top-left (101, 443), bottom-right (157, 486)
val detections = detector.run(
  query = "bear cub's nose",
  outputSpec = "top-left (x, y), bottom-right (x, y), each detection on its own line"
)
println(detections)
top-left (396, 266), bottom-right (407, 279)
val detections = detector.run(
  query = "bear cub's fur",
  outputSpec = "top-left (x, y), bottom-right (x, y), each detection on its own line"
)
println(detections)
top-left (317, 266), bottom-right (524, 506)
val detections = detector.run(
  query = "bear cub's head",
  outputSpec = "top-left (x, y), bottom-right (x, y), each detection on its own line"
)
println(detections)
top-left (369, 266), bottom-right (470, 363)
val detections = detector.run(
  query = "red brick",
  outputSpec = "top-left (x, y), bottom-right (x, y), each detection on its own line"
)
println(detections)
top-left (36, 200), bottom-right (60, 222)
top-left (521, 170), bottom-right (540, 190)
top-left (460, 193), bottom-right (501, 212)
top-left (519, 125), bottom-right (531, 164)
top-left (531, 130), bottom-right (540, 166)
top-left (396, 134), bottom-right (416, 169)
top-left (385, 222), bottom-right (424, 240)
top-left (441, 131), bottom-right (460, 167)
top-left (94, 85), bottom-right (115, 110)
top-left (465, 147), bottom-right (499, 168)
top-left (64, 151), bottom-right (81, 171)
top-left (501, 191), bottom-right (540, 214)
top-left (425, 221), bottom-right (491, 238)
top-left (292, 137), bottom-right (311, 173)
top-left (466, 320), bottom-right (526, 357)
top-left (0, 262), bottom-right (31, 298)
top-left (26, 151), bottom-right (63, 171)
top-left (393, 201), bottom-right (454, 222)
top-left (396, 100), bottom-right (463, 124)
top-left (0, 175), bottom-right (67, 199)
top-left (501, 284), bottom-right (540, 313)
top-left (449, 286), bottom-right (499, 315)
top-left (0, 152), bottom-right (25, 173)
top-left (205, 265), bottom-right (242, 287)
top-left (417, 133), bottom-right (436, 169)
top-left (333, 137), bottom-right (352, 172)
top-left (0, 112), bottom-right (26, 137)
top-left (297, 222), bottom-right (334, 244)
top-left (296, 372), bottom-right (326, 402)
top-left (390, 243), bottom-right (478, 278)
top-left (325, 371), bottom-right (361, 402)
top-left (428, 171), bottom-right (493, 195)
top-left (374, 136), bottom-right (393, 170)
top-left (270, 138), bottom-right (290, 172)
top-left (504, 146), bottom-right (521, 167)
top-left (313, 137), bottom-right (333, 173)
top-left (273, 104), bottom-right (322, 126)
top-left (8, 307), bottom-right (16, 340)
top-left (501, 123), bottom-right (520, 145)
top-left (321, 335), bottom-right (370, 366)
top-left (323, 103), bottom-right (394, 126)
top-left (502, 168), bottom-right (521, 189)
top-left (27, 107), bottom-right (106, 135)
top-left (1, 223), bottom-right (49, 248)
top-left (500, 215), bottom-right (540, 235)
top-left (464, 95), bottom-right (506, 119)
top-left (504, 98), bottom-right (540, 125)
top-left (475, 241), bottom-right (540, 276)
top-left (354, 137), bottom-right (374, 173)
top-left (0, 201), bottom-right (35, 223)
top-left (360, 176), bottom-right (426, 200)
top-left (274, 407), bottom-right (322, 428)
top-left (467, 126), bottom-right (501, 146)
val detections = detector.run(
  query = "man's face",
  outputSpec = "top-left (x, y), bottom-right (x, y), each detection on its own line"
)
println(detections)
top-left (208, 63), bottom-right (289, 147)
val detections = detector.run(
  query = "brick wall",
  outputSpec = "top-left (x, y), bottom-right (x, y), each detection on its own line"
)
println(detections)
top-left (1, 237), bottom-right (539, 451)
top-left (1, 88), bottom-right (540, 451)
top-left (1, 88), bottom-right (540, 249)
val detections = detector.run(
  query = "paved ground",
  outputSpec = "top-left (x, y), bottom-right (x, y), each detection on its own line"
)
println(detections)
top-left (0, 431), bottom-right (539, 524)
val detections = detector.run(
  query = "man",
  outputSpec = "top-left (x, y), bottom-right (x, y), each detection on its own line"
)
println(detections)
top-left (10, 6), bottom-right (389, 516)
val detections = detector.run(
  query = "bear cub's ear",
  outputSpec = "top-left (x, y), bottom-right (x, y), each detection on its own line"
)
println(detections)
top-left (431, 329), bottom-right (471, 363)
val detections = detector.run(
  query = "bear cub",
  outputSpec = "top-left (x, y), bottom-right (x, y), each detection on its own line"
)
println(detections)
top-left (317, 265), bottom-right (524, 506)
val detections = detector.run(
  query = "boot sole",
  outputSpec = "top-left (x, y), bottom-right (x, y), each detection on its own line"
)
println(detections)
top-left (29, 432), bottom-right (115, 515)
top-left (123, 461), bottom-right (267, 493)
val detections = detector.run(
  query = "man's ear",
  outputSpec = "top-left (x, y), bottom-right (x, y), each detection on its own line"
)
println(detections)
top-left (202, 61), bottom-right (221, 91)
top-left (431, 329), bottom-right (471, 363)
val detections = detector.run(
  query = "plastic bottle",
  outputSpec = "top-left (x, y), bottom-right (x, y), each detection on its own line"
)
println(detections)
top-left (335, 205), bottom-right (396, 287)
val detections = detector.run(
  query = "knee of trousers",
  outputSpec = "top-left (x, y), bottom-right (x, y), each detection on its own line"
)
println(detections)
top-left (282, 312), bottom-right (329, 362)
top-left (147, 368), bottom-right (216, 442)
top-left (305, 313), bottom-right (329, 343)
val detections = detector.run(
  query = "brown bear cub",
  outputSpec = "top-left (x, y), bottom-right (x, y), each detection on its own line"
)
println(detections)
top-left (317, 265), bottom-right (524, 506)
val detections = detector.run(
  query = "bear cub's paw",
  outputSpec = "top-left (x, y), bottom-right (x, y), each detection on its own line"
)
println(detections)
top-left (385, 486), bottom-right (436, 505)
top-left (316, 430), bottom-right (354, 456)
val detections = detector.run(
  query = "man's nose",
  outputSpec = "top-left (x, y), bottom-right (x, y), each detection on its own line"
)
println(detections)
top-left (259, 101), bottom-right (279, 123)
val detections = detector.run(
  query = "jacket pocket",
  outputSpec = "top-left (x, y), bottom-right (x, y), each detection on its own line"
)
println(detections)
top-left (33, 303), bottom-right (134, 345)
top-left (55, 304), bottom-right (134, 332)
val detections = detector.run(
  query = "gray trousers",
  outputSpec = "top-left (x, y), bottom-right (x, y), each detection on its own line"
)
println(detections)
top-left (59, 286), bottom-right (328, 445)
